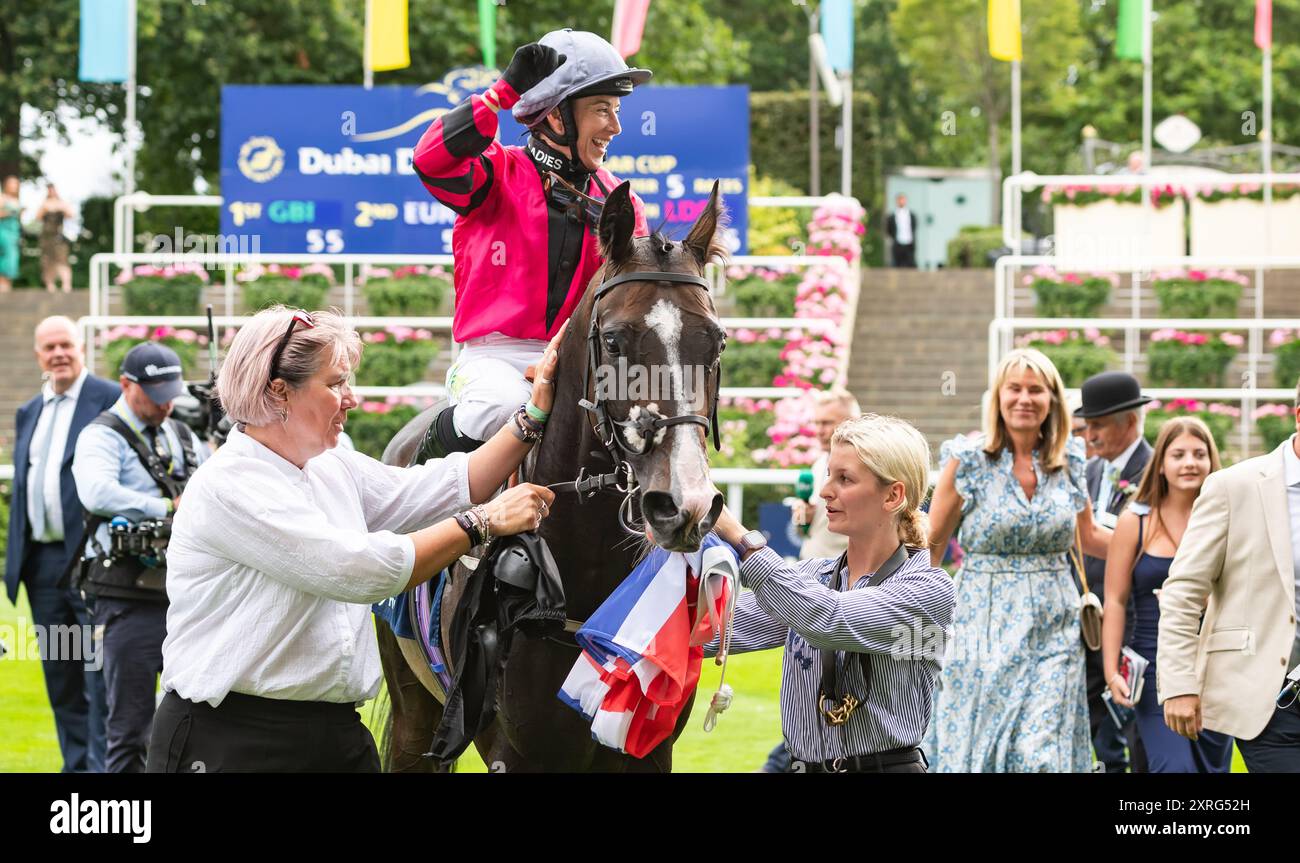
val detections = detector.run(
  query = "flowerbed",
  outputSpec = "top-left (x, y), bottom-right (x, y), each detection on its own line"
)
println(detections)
top-left (355, 326), bottom-right (441, 387)
top-left (100, 325), bottom-right (203, 378)
top-left (1025, 266), bottom-right (1117, 318)
top-left (116, 263), bottom-right (209, 316)
top-left (1145, 329), bottom-right (1242, 388)
top-left (240, 263), bottom-right (334, 311)
top-left (362, 265), bottom-right (452, 316)
top-left (1150, 269), bottom-right (1246, 319)
top-left (1015, 328), bottom-right (1118, 387)
top-left (1144, 398), bottom-right (1239, 453)
top-left (1270, 328), bottom-right (1300, 389)
top-left (725, 265), bottom-right (799, 317)
top-left (346, 397), bottom-right (436, 459)
top-left (1253, 403), bottom-right (1296, 452)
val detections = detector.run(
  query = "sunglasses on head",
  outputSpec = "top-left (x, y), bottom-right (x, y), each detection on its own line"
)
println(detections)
top-left (545, 171), bottom-right (605, 225)
top-left (268, 309), bottom-right (315, 383)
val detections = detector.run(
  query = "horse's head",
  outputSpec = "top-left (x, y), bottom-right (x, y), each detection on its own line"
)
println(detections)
top-left (581, 180), bottom-right (729, 552)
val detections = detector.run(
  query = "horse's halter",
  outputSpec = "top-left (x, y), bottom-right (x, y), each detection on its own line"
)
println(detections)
top-left (548, 268), bottom-right (723, 533)
top-left (579, 269), bottom-right (723, 462)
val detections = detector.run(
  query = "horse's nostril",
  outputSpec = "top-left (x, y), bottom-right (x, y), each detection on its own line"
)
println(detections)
top-left (641, 490), bottom-right (681, 526)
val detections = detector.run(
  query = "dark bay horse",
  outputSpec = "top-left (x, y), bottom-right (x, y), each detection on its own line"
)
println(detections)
top-left (376, 180), bottom-right (729, 772)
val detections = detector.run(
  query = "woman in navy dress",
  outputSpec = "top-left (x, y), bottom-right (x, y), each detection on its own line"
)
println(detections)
top-left (1102, 417), bottom-right (1234, 772)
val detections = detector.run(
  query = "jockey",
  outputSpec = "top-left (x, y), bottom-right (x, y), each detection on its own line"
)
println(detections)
top-left (412, 29), bottom-right (651, 458)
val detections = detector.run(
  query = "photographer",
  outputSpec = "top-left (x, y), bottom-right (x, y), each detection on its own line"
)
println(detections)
top-left (71, 343), bottom-right (208, 773)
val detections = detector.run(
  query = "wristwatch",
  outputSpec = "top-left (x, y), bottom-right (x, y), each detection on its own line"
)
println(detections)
top-left (737, 529), bottom-right (768, 559)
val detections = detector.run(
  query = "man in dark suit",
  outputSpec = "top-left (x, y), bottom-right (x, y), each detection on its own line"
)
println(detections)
top-left (5, 316), bottom-right (120, 772)
top-left (1075, 371), bottom-right (1154, 773)
top-left (885, 194), bottom-right (917, 268)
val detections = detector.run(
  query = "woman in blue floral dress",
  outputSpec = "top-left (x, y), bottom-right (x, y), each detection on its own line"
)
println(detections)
top-left (925, 348), bottom-right (1113, 772)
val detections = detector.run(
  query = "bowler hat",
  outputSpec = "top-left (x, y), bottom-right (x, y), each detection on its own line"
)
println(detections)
top-left (1073, 371), bottom-right (1153, 418)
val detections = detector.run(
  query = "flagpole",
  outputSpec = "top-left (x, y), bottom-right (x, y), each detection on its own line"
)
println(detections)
top-left (124, 0), bottom-right (137, 252)
top-left (364, 0), bottom-right (374, 90)
top-left (1141, 0), bottom-right (1152, 172)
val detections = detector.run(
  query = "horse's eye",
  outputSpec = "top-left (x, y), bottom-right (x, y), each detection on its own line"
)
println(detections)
top-left (602, 334), bottom-right (621, 355)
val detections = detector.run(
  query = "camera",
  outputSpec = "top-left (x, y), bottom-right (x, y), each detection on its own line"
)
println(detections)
top-left (108, 516), bottom-right (172, 569)
top-left (174, 380), bottom-right (232, 447)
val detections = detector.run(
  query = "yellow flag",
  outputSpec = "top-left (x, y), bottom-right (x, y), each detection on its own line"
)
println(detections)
top-left (368, 0), bottom-right (410, 72)
top-left (988, 0), bottom-right (1022, 62)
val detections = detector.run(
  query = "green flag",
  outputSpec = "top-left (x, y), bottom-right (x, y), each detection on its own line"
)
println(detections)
top-left (478, 0), bottom-right (497, 69)
top-left (1116, 0), bottom-right (1144, 60)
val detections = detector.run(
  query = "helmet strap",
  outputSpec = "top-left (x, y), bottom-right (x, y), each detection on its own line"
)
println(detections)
top-left (529, 101), bottom-right (594, 180)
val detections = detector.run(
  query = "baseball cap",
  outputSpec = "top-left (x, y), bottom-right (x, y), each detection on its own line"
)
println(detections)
top-left (121, 342), bottom-right (187, 406)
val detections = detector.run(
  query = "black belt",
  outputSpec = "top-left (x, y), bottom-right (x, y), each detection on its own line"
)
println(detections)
top-left (802, 746), bottom-right (925, 773)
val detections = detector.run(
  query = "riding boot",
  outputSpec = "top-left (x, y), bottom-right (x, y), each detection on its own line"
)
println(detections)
top-left (414, 404), bottom-right (484, 465)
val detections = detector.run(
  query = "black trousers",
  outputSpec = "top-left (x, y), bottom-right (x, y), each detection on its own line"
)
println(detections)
top-left (146, 690), bottom-right (381, 773)
top-left (91, 596), bottom-right (166, 773)
top-left (891, 243), bottom-right (916, 268)
top-left (1238, 701), bottom-right (1300, 773)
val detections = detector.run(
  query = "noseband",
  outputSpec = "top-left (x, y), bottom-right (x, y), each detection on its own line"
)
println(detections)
top-left (547, 269), bottom-right (723, 533)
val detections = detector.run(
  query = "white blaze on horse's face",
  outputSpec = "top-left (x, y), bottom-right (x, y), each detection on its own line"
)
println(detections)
top-left (641, 298), bottom-right (716, 532)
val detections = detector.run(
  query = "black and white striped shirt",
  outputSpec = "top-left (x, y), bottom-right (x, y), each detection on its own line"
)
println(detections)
top-left (709, 546), bottom-right (954, 764)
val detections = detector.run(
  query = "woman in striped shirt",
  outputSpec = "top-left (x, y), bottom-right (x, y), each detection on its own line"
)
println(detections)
top-left (711, 414), bottom-right (955, 773)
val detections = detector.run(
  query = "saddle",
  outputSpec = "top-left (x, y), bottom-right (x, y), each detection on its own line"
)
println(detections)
top-left (424, 531), bottom-right (570, 765)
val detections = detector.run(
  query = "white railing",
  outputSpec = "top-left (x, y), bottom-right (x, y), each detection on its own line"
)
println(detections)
top-left (1000, 171), bottom-right (1300, 249)
top-left (990, 316), bottom-right (1299, 456)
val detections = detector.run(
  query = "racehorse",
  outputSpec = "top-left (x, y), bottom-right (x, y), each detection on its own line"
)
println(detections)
top-left (375, 180), bottom-right (729, 772)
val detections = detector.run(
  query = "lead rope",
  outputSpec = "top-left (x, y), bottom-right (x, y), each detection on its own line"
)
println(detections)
top-left (702, 550), bottom-right (740, 732)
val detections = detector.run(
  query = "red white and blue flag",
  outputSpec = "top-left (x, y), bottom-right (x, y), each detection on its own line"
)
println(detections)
top-left (559, 534), bottom-right (737, 758)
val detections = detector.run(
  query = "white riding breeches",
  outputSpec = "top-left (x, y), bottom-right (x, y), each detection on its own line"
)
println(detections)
top-left (445, 333), bottom-right (547, 441)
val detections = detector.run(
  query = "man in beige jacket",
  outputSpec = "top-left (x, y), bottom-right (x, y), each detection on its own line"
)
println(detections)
top-left (1158, 386), bottom-right (1300, 772)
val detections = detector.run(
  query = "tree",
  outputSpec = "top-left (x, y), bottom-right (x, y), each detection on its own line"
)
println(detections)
top-left (892, 0), bottom-right (1084, 220)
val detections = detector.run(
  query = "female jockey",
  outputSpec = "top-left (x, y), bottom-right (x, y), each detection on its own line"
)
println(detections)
top-left (412, 29), bottom-right (651, 458)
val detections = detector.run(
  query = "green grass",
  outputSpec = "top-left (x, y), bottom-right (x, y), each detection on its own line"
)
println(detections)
top-left (4, 592), bottom-right (1245, 773)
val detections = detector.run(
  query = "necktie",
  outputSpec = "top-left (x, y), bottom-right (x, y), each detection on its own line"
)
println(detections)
top-left (29, 394), bottom-right (66, 541)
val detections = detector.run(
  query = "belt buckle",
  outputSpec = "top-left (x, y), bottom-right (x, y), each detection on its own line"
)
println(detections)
top-left (819, 693), bottom-right (860, 727)
top-left (831, 757), bottom-right (846, 773)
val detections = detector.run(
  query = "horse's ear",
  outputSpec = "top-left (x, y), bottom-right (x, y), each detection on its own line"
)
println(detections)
top-left (598, 181), bottom-right (636, 266)
top-left (683, 180), bottom-right (730, 269)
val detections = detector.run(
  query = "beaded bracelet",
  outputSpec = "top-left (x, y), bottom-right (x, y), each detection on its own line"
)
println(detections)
top-left (471, 504), bottom-right (493, 545)
top-left (510, 406), bottom-right (544, 443)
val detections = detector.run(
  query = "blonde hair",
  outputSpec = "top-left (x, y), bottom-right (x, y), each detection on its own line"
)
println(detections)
top-left (216, 306), bottom-right (361, 426)
top-left (984, 348), bottom-right (1072, 472)
top-left (811, 386), bottom-right (861, 416)
top-left (830, 413), bottom-right (932, 547)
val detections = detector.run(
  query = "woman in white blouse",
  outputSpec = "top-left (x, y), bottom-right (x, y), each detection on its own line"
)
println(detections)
top-left (147, 306), bottom-right (559, 773)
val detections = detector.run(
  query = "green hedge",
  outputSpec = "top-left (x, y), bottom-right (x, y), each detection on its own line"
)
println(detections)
top-left (355, 340), bottom-right (441, 387)
top-left (121, 275), bottom-right (205, 316)
top-left (1274, 340), bottom-right (1300, 390)
top-left (1153, 278), bottom-right (1242, 319)
top-left (364, 275), bottom-right (451, 316)
top-left (1032, 276), bottom-right (1112, 318)
top-left (946, 226), bottom-right (1005, 269)
top-left (1257, 413), bottom-right (1296, 451)
top-left (724, 340), bottom-right (786, 388)
top-left (731, 275), bottom-right (799, 317)
top-left (243, 276), bottom-right (330, 312)
top-left (346, 404), bottom-right (423, 460)
top-left (1146, 339), bottom-right (1237, 387)
top-left (1027, 340), bottom-right (1117, 387)
top-left (102, 336), bottom-right (200, 379)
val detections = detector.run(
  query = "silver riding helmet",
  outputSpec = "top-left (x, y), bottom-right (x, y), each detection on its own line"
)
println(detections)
top-left (512, 29), bottom-right (653, 132)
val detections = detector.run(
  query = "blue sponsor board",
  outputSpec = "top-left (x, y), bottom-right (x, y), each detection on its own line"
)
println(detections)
top-left (220, 70), bottom-right (748, 256)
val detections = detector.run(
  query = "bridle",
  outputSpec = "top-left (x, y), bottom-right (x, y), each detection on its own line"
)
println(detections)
top-left (546, 267), bottom-right (724, 533)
